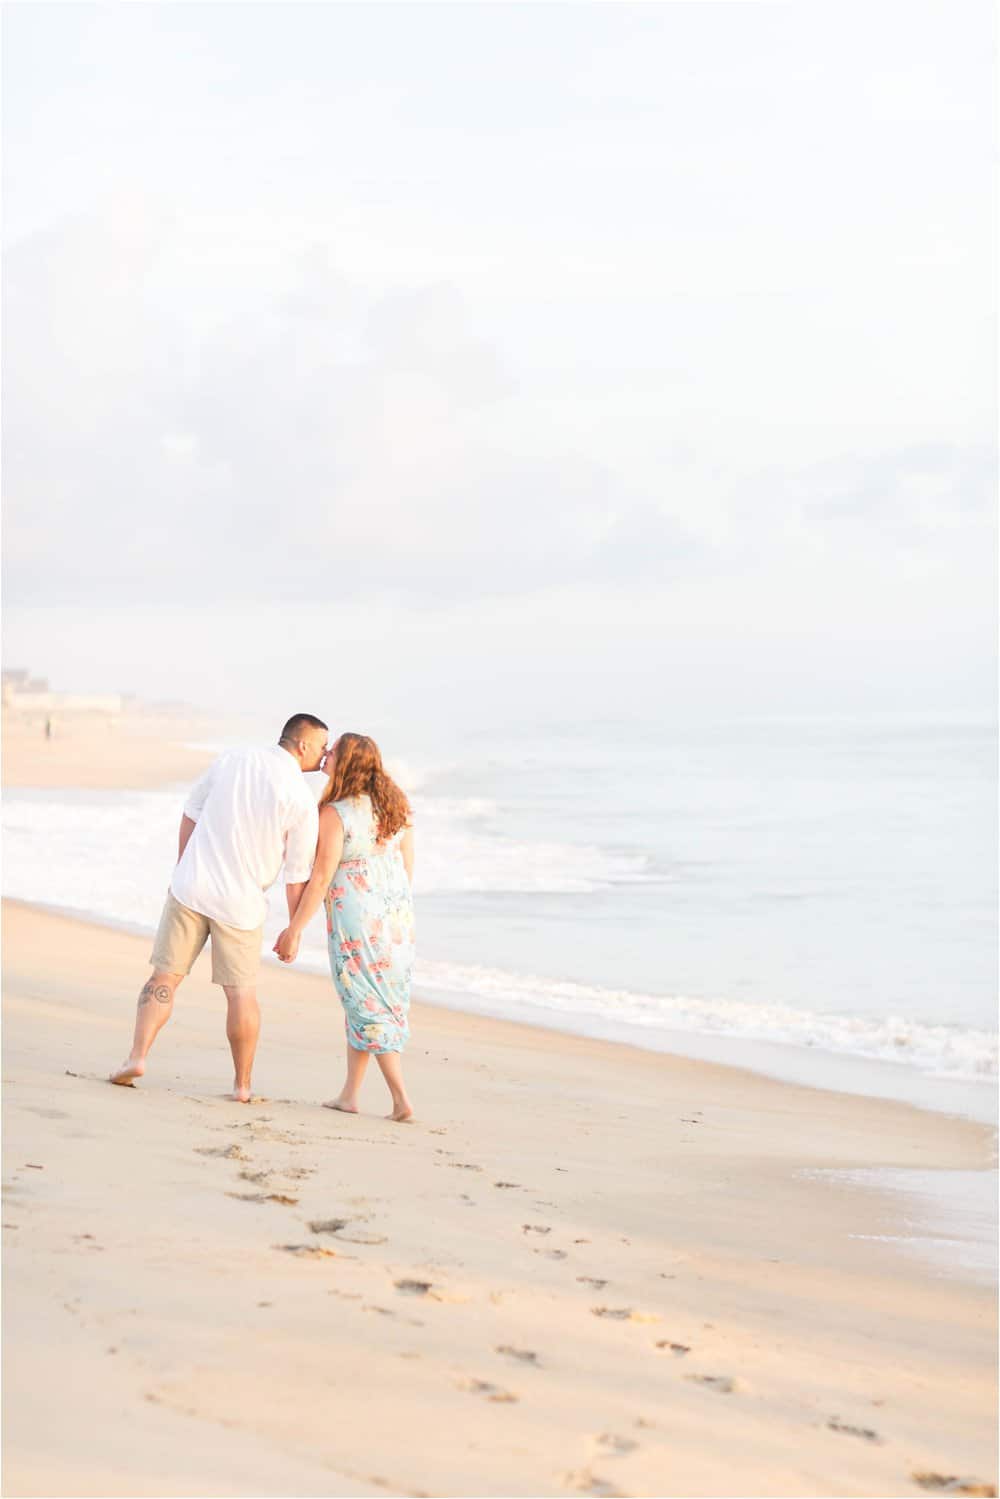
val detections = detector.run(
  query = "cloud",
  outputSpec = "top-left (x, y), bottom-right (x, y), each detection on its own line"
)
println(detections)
top-left (2, 208), bottom-right (707, 606)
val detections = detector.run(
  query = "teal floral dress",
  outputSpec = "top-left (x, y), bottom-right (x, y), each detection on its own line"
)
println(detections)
top-left (324, 795), bottom-right (414, 1054)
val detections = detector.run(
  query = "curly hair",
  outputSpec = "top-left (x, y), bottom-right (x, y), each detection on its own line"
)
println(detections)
top-left (319, 732), bottom-right (411, 843)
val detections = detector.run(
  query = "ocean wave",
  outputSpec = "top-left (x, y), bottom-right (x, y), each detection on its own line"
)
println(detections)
top-left (4, 782), bottom-right (995, 1087)
top-left (280, 941), bottom-right (997, 1083)
top-left (401, 959), bottom-right (998, 1081)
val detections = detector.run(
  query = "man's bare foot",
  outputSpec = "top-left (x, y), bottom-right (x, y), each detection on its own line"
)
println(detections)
top-left (227, 1086), bottom-right (252, 1104)
top-left (110, 1058), bottom-right (144, 1087)
top-left (387, 1104), bottom-right (414, 1123)
top-left (322, 1098), bottom-right (359, 1113)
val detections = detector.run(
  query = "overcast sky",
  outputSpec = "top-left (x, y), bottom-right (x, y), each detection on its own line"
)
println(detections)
top-left (2, 1), bottom-right (995, 731)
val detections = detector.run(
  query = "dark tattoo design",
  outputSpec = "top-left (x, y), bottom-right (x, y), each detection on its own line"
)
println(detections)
top-left (138, 981), bottom-right (172, 1007)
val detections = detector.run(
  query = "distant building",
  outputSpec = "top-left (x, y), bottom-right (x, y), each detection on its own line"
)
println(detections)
top-left (5, 692), bottom-right (122, 715)
top-left (2, 669), bottom-right (49, 705)
top-left (3, 668), bottom-right (122, 718)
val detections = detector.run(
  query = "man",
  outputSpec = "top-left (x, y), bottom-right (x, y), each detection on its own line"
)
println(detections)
top-left (110, 713), bottom-right (329, 1101)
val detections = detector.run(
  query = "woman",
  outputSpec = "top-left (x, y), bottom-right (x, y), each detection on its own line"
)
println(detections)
top-left (274, 732), bottom-right (416, 1122)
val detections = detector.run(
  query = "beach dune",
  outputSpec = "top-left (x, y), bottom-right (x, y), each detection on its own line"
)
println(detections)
top-left (2, 899), bottom-right (996, 1498)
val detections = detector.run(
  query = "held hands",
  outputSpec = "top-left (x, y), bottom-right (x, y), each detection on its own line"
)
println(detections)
top-left (273, 927), bottom-right (301, 964)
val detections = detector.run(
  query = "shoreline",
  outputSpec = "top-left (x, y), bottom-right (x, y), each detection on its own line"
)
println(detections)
top-left (2, 898), bottom-right (996, 1498)
top-left (5, 887), bottom-right (996, 1131)
top-left (5, 892), bottom-right (998, 1263)
top-left (3, 725), bottom-right (995, 1132)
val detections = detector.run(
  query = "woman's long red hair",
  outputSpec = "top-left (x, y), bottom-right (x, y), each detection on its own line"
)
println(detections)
top-left (319, 732), bottom-right (411, 843)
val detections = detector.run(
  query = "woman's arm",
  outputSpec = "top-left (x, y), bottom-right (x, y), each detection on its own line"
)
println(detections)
top-left (401, 823), bottom-right (415, 885)
top-left (273, 807), bottom-right (344, 963)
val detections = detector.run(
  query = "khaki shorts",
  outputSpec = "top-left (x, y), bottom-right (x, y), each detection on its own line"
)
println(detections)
top-left (150, 891), bottom-right (262, 988)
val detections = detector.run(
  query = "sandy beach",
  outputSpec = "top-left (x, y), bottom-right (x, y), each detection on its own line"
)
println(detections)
top-left (1, 713), bottom-right (220, 790)
top-left (2, 892), bottom-right (996, 1499)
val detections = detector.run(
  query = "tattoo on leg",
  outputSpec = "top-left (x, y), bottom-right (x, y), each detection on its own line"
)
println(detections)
top-left (138, 981), bottom-right (173, 1007)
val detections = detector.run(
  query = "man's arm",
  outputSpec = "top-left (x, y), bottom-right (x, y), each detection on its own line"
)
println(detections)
top-left (178, 815), bottom-right (197, 862)
top-left (178, 757), bottom-right (221, 861)
top-left (281, 794), bottom-right (320, 925)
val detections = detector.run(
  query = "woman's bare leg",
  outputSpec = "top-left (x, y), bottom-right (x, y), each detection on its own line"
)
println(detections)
top-left (110, 971), bottom-right (184, 1085)
top-left (324, 1044), bottom-right (369, 1112)
top-left (376, 1051), bottom-right (413, 1122)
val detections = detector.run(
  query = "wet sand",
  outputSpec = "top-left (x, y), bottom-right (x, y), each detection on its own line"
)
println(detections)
top-left (2, 900), bottom-right (996, 1498)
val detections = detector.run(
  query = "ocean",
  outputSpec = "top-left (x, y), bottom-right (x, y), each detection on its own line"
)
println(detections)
top-left (3, 713), bottom-right (997, 1125)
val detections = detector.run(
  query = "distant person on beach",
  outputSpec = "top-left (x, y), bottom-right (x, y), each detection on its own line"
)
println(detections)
top-left (109, 713), bottom-right (328, 1101)
top-left (274, 732), bottom-right (416, 1122)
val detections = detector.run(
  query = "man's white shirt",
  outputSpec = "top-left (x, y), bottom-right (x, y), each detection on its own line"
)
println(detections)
top-left (171, 746), bottom-right (319, 930)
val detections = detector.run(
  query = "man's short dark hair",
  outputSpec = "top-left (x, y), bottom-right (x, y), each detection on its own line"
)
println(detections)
top-left (280, 713), bottom-right (328, 744)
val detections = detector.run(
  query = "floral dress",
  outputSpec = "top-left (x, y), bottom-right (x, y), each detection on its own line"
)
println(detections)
top-left (324, 795), bottom-right (414, 1054)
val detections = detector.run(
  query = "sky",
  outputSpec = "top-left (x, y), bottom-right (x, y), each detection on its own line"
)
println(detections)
top-left (2, 0), bottom-right (996, 732)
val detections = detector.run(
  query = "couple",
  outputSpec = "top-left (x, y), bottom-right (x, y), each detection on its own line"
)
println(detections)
top-left (109, 714), bottom-right (416, 1122)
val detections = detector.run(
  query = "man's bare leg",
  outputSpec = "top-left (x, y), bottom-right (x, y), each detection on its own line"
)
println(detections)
top-left (376, 1051), bottom-right (414, 1123)
top-left (323, 1044), bottom-right (369, 1113)
top-left (224, 984), bottom-right (260, 1103)
top-left (110, 971), bottom-right (183, 1086)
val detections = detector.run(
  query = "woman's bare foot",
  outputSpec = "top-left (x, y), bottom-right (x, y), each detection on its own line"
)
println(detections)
top-left (387, 1103), bottom-right (414, 1123)
top-left (110, 1058), bottom-right (144, 1087)
top-left (323, 1097), bottom-right (360, 1113)
top-left (227, 1086), bottom-right (252, 1103)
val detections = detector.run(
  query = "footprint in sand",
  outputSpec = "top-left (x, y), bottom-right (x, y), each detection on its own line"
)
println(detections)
top-left (533, 1248), bottom-right (568, 1260)
top-left (522, 1224), bottom-right (551, 1235)
top-left (494, 1181), bottom-right (521, 1189)
top-left (496, 1345), bottom-right (539, 1365)
top-left (395, 1278), bottom-right (432, 1296)
top-left (591, 1307), bottom-right (660, 1323)
top-left (195, 1144), bottom-right (251, 1161)
top-left (450, 1163), bottom-right (483, 1172)
top-left (826, 1417), bottom-right (882, 1443)
top-left (459, 1378), bottom-right (518, 1403)
top-left (366, 1305), bottom-right (425, 1327)
top-left (275, 1244), bottom-right (338, 1259)
top-left (577, 1277), bottom-right (607, 1289)
top-left (913, 1476), bottom-right (997, 1496)
top-left (226, 1191), bottom-right (299, 1205)
top-left (563, 1469), bottom-right (622, 1496)
top-left (593, 1434), bottom-right (638, 1457)
top-left (686, 1374), bottom-right (739, 1394)
top-left (655, 1340), bottom-right (690, 1356)
top-left (308, 1217), bottom-right (387, 1245)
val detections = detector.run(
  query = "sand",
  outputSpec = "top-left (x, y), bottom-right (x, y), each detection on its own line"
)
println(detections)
top-left (2, 898), bottom-right (997, 1499)
top-left (1, 713), bottom-right (221, 790)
